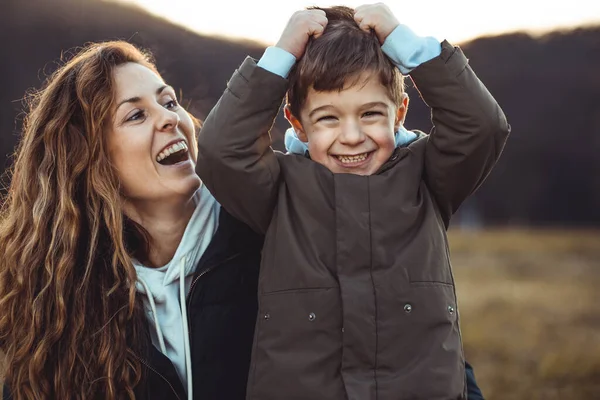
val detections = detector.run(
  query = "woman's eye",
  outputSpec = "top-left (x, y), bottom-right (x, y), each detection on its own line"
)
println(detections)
top-left (127, 110), bottom-right (145, 122)
top-left (165, 99), bottom-right (178, 109)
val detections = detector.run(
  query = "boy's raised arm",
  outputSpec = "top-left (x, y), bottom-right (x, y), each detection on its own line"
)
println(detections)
top-left (363, 3), bottom-right (510, 227)
top-left (196, 58), bottom-right (285, 234)
top-left (196, 10), bottom-right (327, 234)
top-left (412, 42), bottom-right (510, 226)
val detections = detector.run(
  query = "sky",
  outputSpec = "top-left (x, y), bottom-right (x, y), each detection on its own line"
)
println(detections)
top-left (114, 0), bottom-right (600, 44)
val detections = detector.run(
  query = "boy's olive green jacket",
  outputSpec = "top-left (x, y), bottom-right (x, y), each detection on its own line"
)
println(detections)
top-left (197, 41), bottom-right (510, 400)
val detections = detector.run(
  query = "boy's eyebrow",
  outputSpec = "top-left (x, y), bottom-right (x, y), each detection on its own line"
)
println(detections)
top-left (360, 102), bottom-right (389, 110)
top-left (307, 101), bottom-right (390, 119)
top-left (308, 105), bottom-right (335, 119)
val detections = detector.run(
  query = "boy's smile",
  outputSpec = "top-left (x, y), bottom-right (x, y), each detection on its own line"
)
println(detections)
top-left (287, 71), bottom-right (408, 176)
top-left (331, 150), bottom-right (374, 169)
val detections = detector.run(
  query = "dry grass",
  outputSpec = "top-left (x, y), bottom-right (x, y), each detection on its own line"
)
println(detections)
top-left (451, 229), bottom-right (600, 399)
top-left (1, 229), bottom-right (599, 398)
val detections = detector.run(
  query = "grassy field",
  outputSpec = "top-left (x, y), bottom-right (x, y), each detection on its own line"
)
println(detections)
top-left (1, 229), bottom-right (599, 399)
top-left (450, 229), bottom-right (600, 399)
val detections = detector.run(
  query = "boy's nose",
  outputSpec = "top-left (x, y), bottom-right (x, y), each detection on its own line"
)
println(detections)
top-left (338, 121), bottom-right (366, 145)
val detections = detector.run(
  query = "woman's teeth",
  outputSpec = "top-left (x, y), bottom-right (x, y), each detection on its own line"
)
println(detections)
top-left (156, 141), bottom-right (188, 163)
top-left (336, 152), bottom-right (368, 164)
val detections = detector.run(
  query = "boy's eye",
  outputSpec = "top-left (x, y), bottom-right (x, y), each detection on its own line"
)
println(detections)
top-left (363, 111), bottom-right (382, 117)
top-left (317, 115), bottom-right (337, 122)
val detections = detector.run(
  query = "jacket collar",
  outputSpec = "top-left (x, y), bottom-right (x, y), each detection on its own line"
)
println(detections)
top-left (192, 207), bottom-right (264, 278)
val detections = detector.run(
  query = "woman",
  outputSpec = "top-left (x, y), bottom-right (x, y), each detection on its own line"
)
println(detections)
top-left (0, 41), bottom-right (263, 400)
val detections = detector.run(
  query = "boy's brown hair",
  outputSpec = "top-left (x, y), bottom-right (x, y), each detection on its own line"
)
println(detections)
top-left (286, 6), bottom-right (405, 117)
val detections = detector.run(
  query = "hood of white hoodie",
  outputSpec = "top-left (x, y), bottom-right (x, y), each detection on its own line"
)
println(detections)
top-left (134, 184), bottom-right (219, 289)
top-left (134, 184), bottom-right (220, 398)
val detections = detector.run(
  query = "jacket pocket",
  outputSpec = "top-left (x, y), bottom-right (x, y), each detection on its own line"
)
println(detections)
top-left (405, 227), bottom-right (454, 286)
top-left (377, 284), bottom-right (465, 399)
top-left (247, 287), bottom-right (346, 400)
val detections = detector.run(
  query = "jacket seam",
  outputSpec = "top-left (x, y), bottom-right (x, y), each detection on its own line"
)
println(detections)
top-left (368, 178), bottom-right (379, 399)
top-left (442, 232), bottom-right (467, 398)
top-left (409, 280), bottom-right (454, 287)
top-left (261, 286), bottom-right (338, 295)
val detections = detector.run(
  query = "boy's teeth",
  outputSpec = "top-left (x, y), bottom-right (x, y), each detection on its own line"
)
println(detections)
top-left (156, 141), bottom-right (188, 162)
top-left (336, 152), bottom-right (368, 164)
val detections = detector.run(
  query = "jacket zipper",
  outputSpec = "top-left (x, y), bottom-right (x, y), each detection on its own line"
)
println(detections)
top-left (133, 253), bottom-right (245, 398)
top-left (185, 252), bottom-right (244, 347)
top-left (186, 252), bottom-right (244, 305)
top-left (134, 353), bottom-right (182, 400)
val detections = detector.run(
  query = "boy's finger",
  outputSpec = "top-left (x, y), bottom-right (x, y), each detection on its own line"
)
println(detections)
top-left (308, 8), bottom-right (326, 18)
top-left (313, 13), bottom-right (328, 29)
top-left (354, 9), bottom-right (373, 32)
top-left (306, 12), bottom-right (327, 39)
top-left (309, 21), bottom-right (326, 39)
top-left (357, 17), bottom-right (375, 34)
top-left (354, 9), bottom-right (363, 23)
top-left (354, 4), bottom-right (370, 15)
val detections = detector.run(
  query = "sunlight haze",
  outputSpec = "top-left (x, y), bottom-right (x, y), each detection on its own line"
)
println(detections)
top-left (113, 0), bottom-right (600, 44)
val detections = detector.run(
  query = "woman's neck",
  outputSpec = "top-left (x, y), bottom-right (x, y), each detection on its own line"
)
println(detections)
top-left (125, 197), bottom-right (196, 268)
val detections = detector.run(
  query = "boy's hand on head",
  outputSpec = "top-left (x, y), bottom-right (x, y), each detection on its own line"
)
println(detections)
top-left (354, 3), bottom-right (400, 44)
top-left (275, 9), bottom-right (328, 59)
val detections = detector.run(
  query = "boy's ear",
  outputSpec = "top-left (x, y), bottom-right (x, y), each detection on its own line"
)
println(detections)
top-left (394, 93), bottom-right (410, 131)
top-left (284, 105), bottom-right (309, 142)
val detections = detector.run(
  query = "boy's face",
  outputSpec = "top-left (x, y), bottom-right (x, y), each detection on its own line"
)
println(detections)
top-left (286, 72), bottom-right (408, 176)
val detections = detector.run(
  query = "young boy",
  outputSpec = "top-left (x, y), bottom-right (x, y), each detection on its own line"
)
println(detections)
top-left (197, 4), bottom-right (508, 400)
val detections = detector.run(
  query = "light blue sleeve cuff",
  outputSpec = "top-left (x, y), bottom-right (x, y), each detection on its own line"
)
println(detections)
top-left (257, 46), bottom-right (297, 79)
top-left (381, 24), bottom-right (442, 75)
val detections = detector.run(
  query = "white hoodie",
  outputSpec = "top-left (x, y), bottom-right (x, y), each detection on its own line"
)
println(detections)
top-left (134, 185), bottom-right (220, 399)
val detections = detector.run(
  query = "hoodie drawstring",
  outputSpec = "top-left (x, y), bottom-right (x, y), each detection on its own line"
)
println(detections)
top-left (137, 258), bottom-right (193, 400)
top-left (180, 256), bottom-right (193, 400)
top-left (137, 277), bottom-right (167, 354)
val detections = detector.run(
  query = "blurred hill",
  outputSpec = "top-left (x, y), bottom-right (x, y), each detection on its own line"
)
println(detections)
top-left (1, 0), bottom-right (599, 227)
